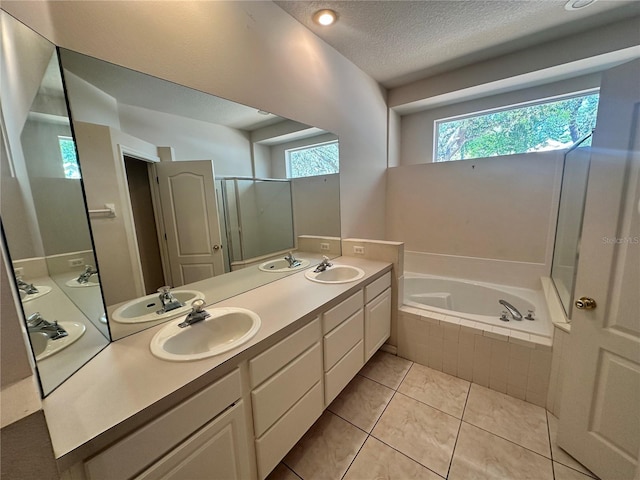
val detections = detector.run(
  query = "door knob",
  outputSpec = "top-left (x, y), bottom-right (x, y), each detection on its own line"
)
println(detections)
top-left (212, 244), bottom-right (221, 251)
top-left (575, 297), bottom-right (597, 310)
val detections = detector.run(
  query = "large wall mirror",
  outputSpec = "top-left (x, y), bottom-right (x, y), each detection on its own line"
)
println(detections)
top-left (58, 49), bottom-right (341, 340)
top-left (1, 12), bottom-right (110, 395)
top-left (1, 12), bottom-right (341, 395)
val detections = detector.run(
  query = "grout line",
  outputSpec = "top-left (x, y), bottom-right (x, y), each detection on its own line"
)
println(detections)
top-left (282, 463), bottom-right (303, 480)
top-left (547, 410), bottom-right (557, 480)
top-left (445, 382), bottom-right (472, 478)
top-left (392, 390), bottom-right (465, 422)
top-left (369, 435), bottom-right (446, 479)
top-left (339, 431), bottom-right (369, 480)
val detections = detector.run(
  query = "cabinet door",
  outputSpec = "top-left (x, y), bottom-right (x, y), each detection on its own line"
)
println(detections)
top-left (364, 288), bottom-right (391, 362)
top-left (135, 401), bottom-right (252, 480)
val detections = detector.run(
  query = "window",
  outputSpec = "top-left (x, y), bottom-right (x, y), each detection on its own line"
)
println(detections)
top-left (435, 91), bottom-right (599, 162)
top-left (286, 141), bottom-right (339, 178)
top-left (58, 136), bottom-right (81, 179)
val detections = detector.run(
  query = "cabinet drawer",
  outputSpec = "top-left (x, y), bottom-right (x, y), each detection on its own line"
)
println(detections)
top-left (255, 381), bottom-right (323, 480)
top-left (365, 271), bottom-right (391, 304)
top-left (134, 401), bottom-right (251, 480)
top-left (322, 290), bottom-right (363, 334)
top-left (324, 340), bottom-right (364, 406)
top-left (85, 369), bottom-right (242, 480)
top-left (365, 288), bottom-right (391, 362)
top-left (250, 317), bottom-right (320, 388)
top-left (252, 343), bottom-right (322, 437)
top-left (323, 309), bottom-right (363, 371)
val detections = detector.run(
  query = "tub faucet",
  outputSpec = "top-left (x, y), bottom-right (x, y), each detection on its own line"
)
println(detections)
top-left (27, 313), bottom-right (68, 340)
top-left (76, 265), bottom-right (98, 284)
top-left (284, 251), bottom-right (302, 268)
top-left (499, 299), bottom-right (523, 321)
top-left (156, 286), bottom-right (185, 314)
top-left (314, 256), bottom-right (332, 273)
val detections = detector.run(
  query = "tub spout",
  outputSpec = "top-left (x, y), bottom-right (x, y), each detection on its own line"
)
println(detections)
top-left (499, 299), bottom-right (523, 320)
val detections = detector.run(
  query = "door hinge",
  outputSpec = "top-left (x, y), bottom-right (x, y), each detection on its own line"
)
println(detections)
top-left (156, 176), bottom-right (159, 184)
top-left (164, 233), bottom-right (167, 241)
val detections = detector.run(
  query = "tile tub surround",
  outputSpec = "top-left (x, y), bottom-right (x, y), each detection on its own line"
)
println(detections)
top-left (269, 352), bottom-right (595, 480)
top-left (398, 306), bottom-right (553, 407)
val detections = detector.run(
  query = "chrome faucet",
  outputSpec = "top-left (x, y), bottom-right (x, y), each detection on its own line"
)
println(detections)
top-left (499, 299), bottom-right (523, 321)
top-left (314, 256), bottom-right (333, 273)
top-left (156, 286), bottom-right (185, 314)
top-left (27, 313), bottom-right (68, 340)
top-left (17, 277), bottom-right (39, 295)
top-left (76, 265), bottom-right (98, 284)
top-left (284, 251), bottom-right (302, 268)
top-left (178, 299), bottom-right (210, 328)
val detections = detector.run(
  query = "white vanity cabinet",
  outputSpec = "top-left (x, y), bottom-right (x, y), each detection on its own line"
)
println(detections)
top-left (83, 369), bottom-right (251, 480)
top-left (364, 272), bottom-right (392, 362)
top-left (249, 318), bottom-right (323, 480)
top-left (322, 290), bottom-right (365, 406)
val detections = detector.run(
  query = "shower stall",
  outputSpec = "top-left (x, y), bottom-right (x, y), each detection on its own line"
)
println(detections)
top-left (217, 178), bottom-right (295, 271)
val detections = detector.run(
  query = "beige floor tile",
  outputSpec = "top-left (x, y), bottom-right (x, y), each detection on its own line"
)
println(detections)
top-left (449, 422), bottom-right (553, 480)
top-left (284, 411), bottom-right (367, 480)
top-left (328, 374), bottom-right (394, 432)
top-left (344, 437), bottom-right (443, 480)
top-left (547, 413), bottom-right (596, 477)
top-left (359, 351), bottom-right (412, 389)
top-left (266, 463), bottom-right (301, 480)
top-left (554, 462), bottom-right (599, 480)
top-left (371, 393), bottom-right (459, 477)
top-left (398, 363), bottom-right (470, 418)
top-left (463, 384), bottom-right (550, 457)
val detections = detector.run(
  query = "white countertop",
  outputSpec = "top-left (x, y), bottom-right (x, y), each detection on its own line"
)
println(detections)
top-left (43, 256), bottom-right (391, 468)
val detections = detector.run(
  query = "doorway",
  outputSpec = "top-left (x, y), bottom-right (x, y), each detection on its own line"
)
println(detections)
top-left (124, 155), bottom-right (165, 294)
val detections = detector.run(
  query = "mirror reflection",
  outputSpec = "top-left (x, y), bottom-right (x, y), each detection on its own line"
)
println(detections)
top-left (0, 12), bottom-right (109, 396)
top-left (551, 131), bottom-right (593, 317)
top-left (59, 49), bottom-right (341, 340)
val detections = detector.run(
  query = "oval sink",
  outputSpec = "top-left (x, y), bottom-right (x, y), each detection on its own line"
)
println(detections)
top-left (150, 307), bottom-right (261, 361)
top-left (111, 290), bottom-right (204, 324)
top-left (30, 321), bottom-right (86, 361)
top-left (258, 258), bottom-right (310, 273)
top-left (65, 278), bottom-right (99, 288)
top-left (305, 265), bottom-right (365, 284)
top-left (21, 286), bottom-right (52, 302)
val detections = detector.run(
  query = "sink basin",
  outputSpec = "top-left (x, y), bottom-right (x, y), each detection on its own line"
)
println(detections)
top-left (111, 290), bottom-right (205, 324)
top-left (305, 265), bottom-right (365, 284)
top-left (258, 258), bottom-right (310, 272)
top-left (21, 286), bottom-right (52, 302)
top-left (65, 277), bottom-right (99, 288)
top-left (30, 321), bottom-right (86, 361)
top-left (150, 307), bottom-right (261, 361)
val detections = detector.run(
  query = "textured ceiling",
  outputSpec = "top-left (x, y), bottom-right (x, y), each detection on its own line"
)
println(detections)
top-left (275, 0), bottom-right (640, 88)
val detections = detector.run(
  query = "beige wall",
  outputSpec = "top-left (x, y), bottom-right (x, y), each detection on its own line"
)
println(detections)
top-left (386, 151), bottom-right (562, 269)
top-left (3, 1), bottom-right (388, 240)
top-left (292, 174), bottom-right (341, 239)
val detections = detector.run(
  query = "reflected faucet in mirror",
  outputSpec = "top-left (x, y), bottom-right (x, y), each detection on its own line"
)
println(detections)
top-left (156, 286), bottom-right (186, 314)
top-left (75, 265), bottom-right (98, 284)
top-left (27, 313), bottom-right (68, 340)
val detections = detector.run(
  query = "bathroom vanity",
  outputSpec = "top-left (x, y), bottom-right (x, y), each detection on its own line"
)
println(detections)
top-left (50, 256), bottom-right (392, 480)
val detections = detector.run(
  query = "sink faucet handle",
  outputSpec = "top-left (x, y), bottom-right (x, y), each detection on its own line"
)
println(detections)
top-left (191, 298), bottom-right (206, 312)
top-left (158, 286), bottom-right (173, 295)
top-left (27, 312), bottom-right (44, 327)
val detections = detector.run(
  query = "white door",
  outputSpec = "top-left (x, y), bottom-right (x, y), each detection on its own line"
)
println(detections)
top-left (155, 161), bottom-right (224, 286)
top-left (557, 60), bottom-right (640, 480)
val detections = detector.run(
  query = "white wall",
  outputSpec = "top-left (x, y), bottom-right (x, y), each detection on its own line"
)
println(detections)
top-left (3, 1), bottom-right (388, 239)
top-left (118, 104), bottom-right (253, 177)
top-left (386, 152), bottom-right (562, 287)
top-left (63, 71), bottom-right (121, 129)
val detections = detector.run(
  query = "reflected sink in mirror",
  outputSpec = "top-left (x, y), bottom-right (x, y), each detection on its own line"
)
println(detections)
top-left (21, 286), bottom-right (53, 302)
top-left (65, 278), bottom-right (100, 288)
top-left (111, 290), bottom-right (205, 324)
top-left (150, 307), bottom-right (261, 361)
top-left (30, 321), bottom-right (86, 361)
top-left (258, 258), bottom-right (310, 273)
top-left (305, 265), bottom-right (365, 284)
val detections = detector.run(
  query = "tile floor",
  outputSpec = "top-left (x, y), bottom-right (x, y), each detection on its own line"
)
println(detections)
top-left (268, 352), bottom-right (598, 480)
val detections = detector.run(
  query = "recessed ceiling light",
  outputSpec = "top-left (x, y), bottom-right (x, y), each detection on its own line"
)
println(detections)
top-left (565, 0), bottom-right (598, 11)
top-left (313, 9), bottom-right (337, 26)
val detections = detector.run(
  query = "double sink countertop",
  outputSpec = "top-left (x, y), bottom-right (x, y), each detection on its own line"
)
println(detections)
top-left (42, 255), bottom-right (392, 469)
